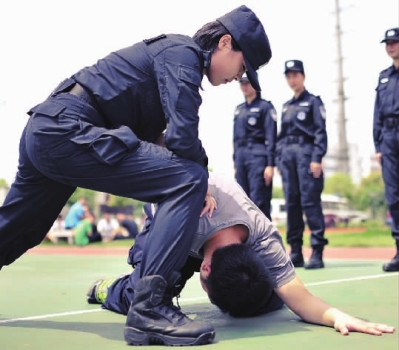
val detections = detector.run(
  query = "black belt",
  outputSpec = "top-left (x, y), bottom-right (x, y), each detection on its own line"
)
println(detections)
top-left (68, 83), bottom-right (98, 108)
top-left (384, 117), bottom-right (399, 128)
top-left (236, 139), bottom-right (265, 147)
top-left (285, 135), bottom-right (313, 144)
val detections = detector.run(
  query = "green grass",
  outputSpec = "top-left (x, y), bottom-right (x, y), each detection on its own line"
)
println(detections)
top-left (40, 224), bottom-right (395, 249)
top-left (278, 226), bottom-right (394, 247)
top-left (40, 238), bottom-right (135, 248)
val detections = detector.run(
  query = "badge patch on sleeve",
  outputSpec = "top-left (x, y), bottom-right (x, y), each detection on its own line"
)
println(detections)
top-left (270, 109), bottom-right (277, 121)
top-left (319, 105), bottom-right (326, 119)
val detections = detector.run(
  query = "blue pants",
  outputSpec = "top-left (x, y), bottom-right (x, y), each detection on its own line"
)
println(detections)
top-left (234, 145), bottom-right (272, 220)
top-left (279, 143), bottom-right (328, 248)
top-left (0, 92), bottom-right (208, 281)
top-left (381, 128), bottom-right (399, 239)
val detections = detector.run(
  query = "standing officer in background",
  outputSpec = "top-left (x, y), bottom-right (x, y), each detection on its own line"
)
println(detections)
top-left (233, 74), bottom-right (277, 220)
top-left (373, 27), bottom-right (399, 272)
top-left (0, 5), bottom-right (272, 346)
top-left (276, 60), bottom-right (328, 270)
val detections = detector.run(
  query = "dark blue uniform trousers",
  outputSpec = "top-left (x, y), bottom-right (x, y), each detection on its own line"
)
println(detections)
top-left (279, 143), bottom-right (328, 248)
top-left (381, 128), bottom-right (399, 239)
top-left (0, 93), bottom-right (208, 282)
top-left (234, 146), bottom-right (272, 220)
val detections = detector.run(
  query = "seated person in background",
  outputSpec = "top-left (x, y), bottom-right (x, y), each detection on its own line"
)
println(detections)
top-left (45, 214), bottom-right (65, 244)
top-left (114, 213), bottom-right (139, 240)
top-left (64, 197), bottom-right (87, 230)
top-left (74, 211), bottom-right (96, 246)
top-left (97, 212), bottom-right (120, 242)
top-left (86, 175), bottom-right (395, 336)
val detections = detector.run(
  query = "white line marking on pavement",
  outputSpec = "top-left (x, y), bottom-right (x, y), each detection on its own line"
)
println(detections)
top-left (0, 273), bottom-right (397, 324)
top-left (305, 273), bottom-right (398, 287)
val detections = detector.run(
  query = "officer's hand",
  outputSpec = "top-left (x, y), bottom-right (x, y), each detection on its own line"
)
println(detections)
top-left (375, 152), bottom-right (382, 166)
top-left (200, 188), bottom-right (217, 218)
top-left (334, 314), bottom-right (395, 336)
top-left (310, 162), bottom-right (322, 178)
top-left (264, 166), bottom-right (274, 186)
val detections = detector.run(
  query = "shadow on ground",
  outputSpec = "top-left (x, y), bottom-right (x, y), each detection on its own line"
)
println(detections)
top-left (0, 304), bottom-right (311, 344)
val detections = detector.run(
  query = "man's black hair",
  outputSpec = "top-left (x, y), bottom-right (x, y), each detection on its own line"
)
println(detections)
top-left (193, 21), bottom-right (241, 52)
top-left (203, 243), bottom-right (273, 317)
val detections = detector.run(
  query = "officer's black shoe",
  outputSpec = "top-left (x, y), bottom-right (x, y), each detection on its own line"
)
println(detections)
top-left (304, 246), bottom-right (325, 269)
top-left (124, 275), bottom-right (215, 346)
top-left (289, 245), bottom-right (304, 268)
top-left (382, 253), bottom-right (399, 272)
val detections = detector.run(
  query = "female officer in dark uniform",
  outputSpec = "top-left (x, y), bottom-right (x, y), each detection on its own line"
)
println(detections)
top-left (0, 5), bottom-right (272, 346)
top-left (276, 60), bottom-right (328, 270)
top-left (373, 27), bottom-right (399, 272)
top-left (233, 75), bottom-right (277, 220)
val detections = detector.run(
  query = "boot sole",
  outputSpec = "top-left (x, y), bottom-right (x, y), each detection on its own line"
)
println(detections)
top-left (124, 327), bottom-right (215, 346)
top-left (292, 261), bottom-right (304, 268)
top-left (304, 263), bottom-right (325, 269)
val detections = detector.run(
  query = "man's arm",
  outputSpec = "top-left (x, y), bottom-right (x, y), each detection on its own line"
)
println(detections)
top-left (275, 275), bottom-right (395, 336)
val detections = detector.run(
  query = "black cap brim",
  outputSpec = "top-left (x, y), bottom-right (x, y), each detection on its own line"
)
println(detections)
top-left (244, 56), bottom-right (261, 92)
top-left (381, 38), bottom-right (399, 43)
top-left (284, 67), bottom-right (304, 75)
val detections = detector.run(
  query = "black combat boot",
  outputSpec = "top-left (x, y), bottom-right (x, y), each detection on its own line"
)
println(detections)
top-left (382, 240), bottom-right (399, 272)
top-left (289, 243), bottom-right (304, 268)
top-left (304, 246), bottom-right (325, 269)
top-left (124, 275), bottom-right (215, 346)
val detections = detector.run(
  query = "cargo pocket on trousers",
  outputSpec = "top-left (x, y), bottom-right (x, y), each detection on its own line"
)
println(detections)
top-left (71, 125), bottom-right (140, 166)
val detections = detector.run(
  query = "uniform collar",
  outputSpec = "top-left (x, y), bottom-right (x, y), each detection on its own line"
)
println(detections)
top-left (289, 89), bottom-right (309, 103)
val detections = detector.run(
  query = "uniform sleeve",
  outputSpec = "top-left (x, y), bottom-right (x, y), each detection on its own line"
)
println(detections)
top-left (263, 102), bottom-right (278, 167)
top-left (373, 77), bottom-right (383, 153)
top-left (153, 46), bottom-right (208, 168)
top-left (311, 97), bottom-right (328, 163)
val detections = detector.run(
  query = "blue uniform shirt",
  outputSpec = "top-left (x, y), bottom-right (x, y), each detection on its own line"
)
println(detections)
top-left (233, 97), bottom-right (277, 166)
top-left (72, 34), bottom-right (208, 168)
top-left (373, 65), bottom-right (399, 153)
top-left (277, 90), bottom-right (327, 163)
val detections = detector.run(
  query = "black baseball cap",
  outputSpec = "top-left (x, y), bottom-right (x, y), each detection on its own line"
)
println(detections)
top-left (284, 60), bottom-right (305, 75)
top-left (239, 75), bottom-right (250, 83)
top-left (381, 27), bottom-right (399, 43)
top-left (217, 5), bottom-right (272, 92)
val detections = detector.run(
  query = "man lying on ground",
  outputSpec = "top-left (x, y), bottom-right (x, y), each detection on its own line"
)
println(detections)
top-left (86, 174), bottom-right (395, 337)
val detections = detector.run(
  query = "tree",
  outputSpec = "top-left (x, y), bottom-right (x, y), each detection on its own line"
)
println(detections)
top-left (67, 188), bottom-right (97, 209)
top-left (323, 173), bottom-right (355, 204)
top-left (0, 178), bottom-right (8, 188)
top-left (272, 187), bottom-right (284, 198)
top-left (354, 171), bottom-right (386, 219)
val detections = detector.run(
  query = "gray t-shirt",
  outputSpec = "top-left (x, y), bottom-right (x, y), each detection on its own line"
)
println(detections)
top-left (189, 174), bottom-right (296, 289)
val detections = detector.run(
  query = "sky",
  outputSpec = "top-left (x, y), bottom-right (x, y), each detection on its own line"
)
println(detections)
top-left (0, 0), bottom-right (398, 186)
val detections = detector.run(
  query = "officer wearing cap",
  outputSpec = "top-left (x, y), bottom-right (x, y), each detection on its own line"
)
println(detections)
top-left (233, 74), bottom-right (277, 219)
top-left (373, 27), bottom-right (399, 272)
top-left (0, 5), bottom-right (271, 346)
top-left (276, 60), bottom-right (328, 270)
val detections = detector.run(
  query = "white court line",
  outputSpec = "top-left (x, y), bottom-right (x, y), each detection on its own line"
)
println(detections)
top-left (0, 272), bottom-right (397, 324)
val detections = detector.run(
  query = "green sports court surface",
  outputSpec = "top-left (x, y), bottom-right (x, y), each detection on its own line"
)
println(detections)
top-left (1, 251), bottom-right (398, 350)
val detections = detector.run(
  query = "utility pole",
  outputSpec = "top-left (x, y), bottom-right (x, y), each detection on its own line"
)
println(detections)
top-left (334, 0), bottom-right (350, 174)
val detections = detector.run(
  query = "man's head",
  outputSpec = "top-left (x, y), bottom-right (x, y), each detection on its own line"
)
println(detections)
top-left (381, 27), bottom-right (399, 60)
top-left (284, 60), bottom-right (305, 93)
top-left (199, 244), bottom-right (273, 317)
top-left (78, 196), bottom-right (88, 205)
top-left (193, 5), bottom-right (271, 91)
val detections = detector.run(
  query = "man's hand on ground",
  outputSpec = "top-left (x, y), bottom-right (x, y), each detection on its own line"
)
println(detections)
top-left (334, 315), bottom-right (395, 336)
